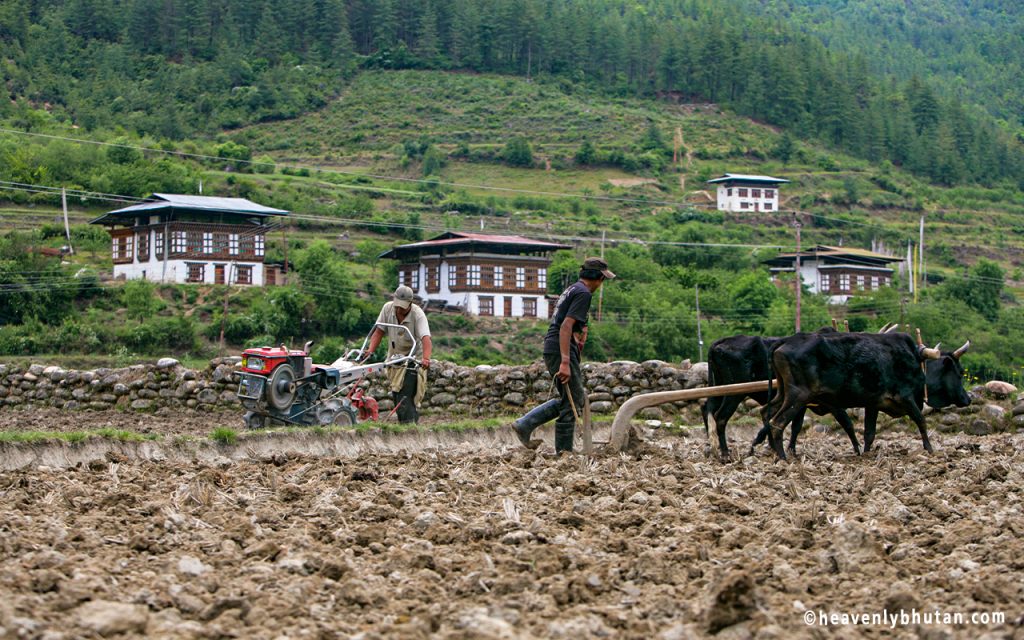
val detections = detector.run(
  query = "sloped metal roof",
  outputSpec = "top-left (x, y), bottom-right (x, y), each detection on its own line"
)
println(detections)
top-left (763, 245), bottom-right (902, 267)
top-left (707, 173), bottom-right (790, 185)
top-left (90, 193), bottom-right (288, 224)
top-left (381, 231), bottom-right (571, 259)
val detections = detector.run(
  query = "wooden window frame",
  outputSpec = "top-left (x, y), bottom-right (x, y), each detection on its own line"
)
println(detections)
top-left (236, 265), bottom-right (253, 285)
top-left (187, 231), bottom-right (202, 254)
top-left (426, 265), bottom-right (440, 293)
top-left (523, 298), bottom-right (537, 317)
top-left (137, 230), bottom-right (149, 262)
top-left (186, 263), bottom-right (205, 283)
top-left (479, 296), bottom-right (494, 316)
top-left (239, 235), bottom-right (255, 257)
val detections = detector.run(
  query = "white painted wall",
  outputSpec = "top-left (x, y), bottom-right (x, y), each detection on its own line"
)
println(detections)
top-left (397, 259), bottom-right (549, 318)
top-left (114, 258), bottom-right (264, 285)
top-left (716, 185), bottom-right (781, 213)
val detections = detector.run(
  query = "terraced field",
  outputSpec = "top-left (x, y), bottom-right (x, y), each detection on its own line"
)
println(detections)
top-left (0, 411), bottom-right (1021, 639)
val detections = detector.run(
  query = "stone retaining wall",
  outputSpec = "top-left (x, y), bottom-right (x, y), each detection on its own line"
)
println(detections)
top-left (0, 358), bottom-right (709, 417)
top-left (1, 358), bottom-right (1021, 433)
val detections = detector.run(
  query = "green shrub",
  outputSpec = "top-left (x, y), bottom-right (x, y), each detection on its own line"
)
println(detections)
top-left (210, 428), bottom-right (237, 445)
top-left (122, 280), bottom-right (164, 320)
top-left (502, 137), bottom-right (534, 167)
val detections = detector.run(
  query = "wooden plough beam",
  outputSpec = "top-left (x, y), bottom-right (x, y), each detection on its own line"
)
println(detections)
top-left (606, 379), bottom-right (776, 453)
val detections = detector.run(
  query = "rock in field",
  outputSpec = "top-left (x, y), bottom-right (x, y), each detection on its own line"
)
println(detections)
top-left (75, 600), bottom-right (149, 636)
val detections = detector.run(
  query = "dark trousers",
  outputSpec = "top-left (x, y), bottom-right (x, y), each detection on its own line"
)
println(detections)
top-left (543, 347), bottom-right (585, 427)
top-left (393, 368), bottom-right (419, 424)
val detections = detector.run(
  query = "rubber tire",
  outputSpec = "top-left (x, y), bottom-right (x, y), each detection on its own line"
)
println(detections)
top-left (267, 363), bottom-right (296, 412)
top-left (332, 406), bottom-right (358, 427)
top-left (243, 411), bottom-right (266, 430)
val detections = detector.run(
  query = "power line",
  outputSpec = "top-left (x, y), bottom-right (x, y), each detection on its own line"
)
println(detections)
top-left (0, 179), bottom-right (800, 251)
top-left (0, 126), bottom-right (970, 241)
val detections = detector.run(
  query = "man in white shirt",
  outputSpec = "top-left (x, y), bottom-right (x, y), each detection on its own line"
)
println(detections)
top-left (364, 285), bottom-right (433, 424)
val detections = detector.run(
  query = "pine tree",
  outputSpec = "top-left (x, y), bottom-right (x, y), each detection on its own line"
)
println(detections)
top-left (908, 77), bottom-right (940, 135)
top-left (417, 0), bottom-right (440, 62)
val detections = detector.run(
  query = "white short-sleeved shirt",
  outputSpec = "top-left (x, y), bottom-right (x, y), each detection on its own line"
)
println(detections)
top-left (375, 302), bottom-right (430, 359)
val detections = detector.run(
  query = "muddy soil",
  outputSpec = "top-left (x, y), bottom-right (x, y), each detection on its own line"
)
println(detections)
top-left (0, 406), bottom-right (241, 437)
top-left (0, 406), bottom-right (473, 437)
top-left (1, 427), bottom-right (1022, 639)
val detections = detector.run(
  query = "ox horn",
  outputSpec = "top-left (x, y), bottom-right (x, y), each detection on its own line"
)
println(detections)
top-left (952, 340), bottom-right (971, 359)
top-left (831, 318), bottom-right (838, 331)
top-left (880, 322), bottom-right (898, 333)
top-left (915, 328), bottom-right (942, 360)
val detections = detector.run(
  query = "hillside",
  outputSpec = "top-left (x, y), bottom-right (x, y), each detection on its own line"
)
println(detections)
top-left (231, 70), bottom-right (1024, 276)
top-left (2, 69), bottom-right (1023, 381)
top-left (2, 0), bottom-right (1023, 188)
top-left (749, 0), bottom-right (1024, 127)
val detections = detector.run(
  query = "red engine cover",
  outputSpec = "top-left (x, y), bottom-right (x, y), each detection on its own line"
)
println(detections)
top-left (241, 346), bottom-right (307, 374)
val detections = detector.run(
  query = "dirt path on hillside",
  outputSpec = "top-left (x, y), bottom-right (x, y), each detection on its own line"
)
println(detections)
top-left (0, 427), bottom-right (1020, 638)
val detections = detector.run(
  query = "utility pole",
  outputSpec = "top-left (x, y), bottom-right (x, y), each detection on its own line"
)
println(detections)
top-left (597, 229), bottom-right (606, 321)
top-left (794, 218), bottom-right (802, 333)
top-left (219, 263), bottom-right (232, 352)
top-left (281, 227), bottom-right (289, 286)
top-left (61, 187), bottom-right (73, 255)
top-left (695, 284), bottom-right (704, 362)
top-left (919, 215), bottom-right (925, 290)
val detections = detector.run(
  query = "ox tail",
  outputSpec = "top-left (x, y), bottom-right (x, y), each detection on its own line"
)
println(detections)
top-left (705, 365), bottom-right (720, 456)
top-left (707, 412), bottom-right (719, 456)
top-left (765, 342), bottom-right (781, 429)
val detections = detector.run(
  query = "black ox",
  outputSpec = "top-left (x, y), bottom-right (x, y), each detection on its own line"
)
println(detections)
top-left (702, 331), bottom-right (860, 460)
top-left (764, 331), bottom-right (971, 460)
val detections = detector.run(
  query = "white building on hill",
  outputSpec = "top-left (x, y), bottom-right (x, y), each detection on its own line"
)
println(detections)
top-left (708, 173), bottom-right (789, 213)
top-left (381, 232), bottom-right (571, 318)
top-left (91, 193), bottom-right (289, 286)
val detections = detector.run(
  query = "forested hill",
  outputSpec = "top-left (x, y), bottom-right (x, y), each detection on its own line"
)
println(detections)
top-left (1, 0), bottom-right (1023, 188)
top-left (748, 0), bottom-right (1024, 127)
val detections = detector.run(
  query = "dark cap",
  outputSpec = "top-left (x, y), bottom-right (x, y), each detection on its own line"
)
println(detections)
top-left (581, 257), bottom-right (616, 280)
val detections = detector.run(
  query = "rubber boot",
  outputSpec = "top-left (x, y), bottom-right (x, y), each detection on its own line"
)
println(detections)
top-left (512, 399), bottom-right (559, 448)
top-left (554, 421), bottom-right (575, 455)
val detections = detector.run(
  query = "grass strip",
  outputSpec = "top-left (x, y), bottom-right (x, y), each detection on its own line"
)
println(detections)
top-left (0, 430), bottom-right (160, 444)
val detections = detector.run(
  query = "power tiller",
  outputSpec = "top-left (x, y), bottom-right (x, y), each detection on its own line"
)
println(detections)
top-left (236, 323), bottom-right (418, 429)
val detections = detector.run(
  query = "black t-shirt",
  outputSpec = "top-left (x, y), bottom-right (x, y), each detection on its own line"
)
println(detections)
top-left (543, 281), bottom-right (592, 355)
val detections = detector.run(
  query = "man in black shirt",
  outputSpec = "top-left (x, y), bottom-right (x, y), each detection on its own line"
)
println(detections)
top-left (510, 257), bottom-right (616, 454)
